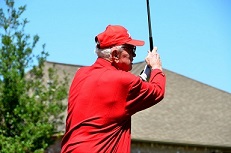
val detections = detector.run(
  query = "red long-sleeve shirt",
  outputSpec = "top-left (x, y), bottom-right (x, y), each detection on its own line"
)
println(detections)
top-left (61, 58), bottom-right (166, 153)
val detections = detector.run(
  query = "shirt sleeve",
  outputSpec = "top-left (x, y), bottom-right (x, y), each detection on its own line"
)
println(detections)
top-left (125, 69), bottom-right (166, 116)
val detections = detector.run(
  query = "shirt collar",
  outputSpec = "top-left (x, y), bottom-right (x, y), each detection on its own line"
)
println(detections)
top-left (93, 58), bottom-right (117, 70)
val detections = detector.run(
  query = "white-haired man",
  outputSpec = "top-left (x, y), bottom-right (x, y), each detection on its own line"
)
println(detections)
top-left (61, 25), bottom-right (166, 153)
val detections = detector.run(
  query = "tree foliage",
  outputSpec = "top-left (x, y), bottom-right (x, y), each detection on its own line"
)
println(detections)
top-left (0, 0), bottom-right (68, 152)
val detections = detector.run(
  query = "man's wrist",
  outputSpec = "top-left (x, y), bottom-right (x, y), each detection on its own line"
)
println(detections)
top-left (151, 66), bottom-right (162, 71)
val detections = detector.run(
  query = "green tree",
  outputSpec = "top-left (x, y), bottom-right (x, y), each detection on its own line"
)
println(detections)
top-left (0, 0), bottom-right (69, 152)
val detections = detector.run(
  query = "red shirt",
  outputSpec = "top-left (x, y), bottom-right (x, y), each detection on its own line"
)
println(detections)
top-left (61, 58), bottom-right (166, 153)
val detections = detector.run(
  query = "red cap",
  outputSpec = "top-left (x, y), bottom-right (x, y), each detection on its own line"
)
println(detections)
top-left (95, 25), bottom-right (145, 49)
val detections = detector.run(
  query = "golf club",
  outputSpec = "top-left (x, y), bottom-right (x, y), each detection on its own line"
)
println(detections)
top-left (140, 0), bottom-right (153, 81)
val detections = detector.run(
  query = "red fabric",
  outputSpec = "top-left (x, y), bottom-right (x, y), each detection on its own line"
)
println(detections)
top-left (96, 25), bottom-right (144, 48)
top-left (61, 58), bottom-right (166, 153)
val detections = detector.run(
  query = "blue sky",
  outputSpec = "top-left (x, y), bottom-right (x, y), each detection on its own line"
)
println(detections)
top-left (2, 0), bottom-right (231, 93)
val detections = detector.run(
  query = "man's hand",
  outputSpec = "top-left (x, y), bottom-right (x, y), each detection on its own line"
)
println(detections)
top-left (145, 46), bottom-right (162, 71)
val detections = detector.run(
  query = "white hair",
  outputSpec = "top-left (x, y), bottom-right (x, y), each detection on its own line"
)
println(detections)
top-left (94, 46), bottom-right (122, 59)
top-left (94, 47), bottom-right (111, 58)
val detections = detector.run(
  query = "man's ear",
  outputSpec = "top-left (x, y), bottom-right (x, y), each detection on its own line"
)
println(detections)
top-left (111, 47), bottom-right (119, 63)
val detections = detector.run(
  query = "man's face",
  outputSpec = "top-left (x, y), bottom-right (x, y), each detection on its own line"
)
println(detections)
top-left (116, 45), bottom-right (136, 72)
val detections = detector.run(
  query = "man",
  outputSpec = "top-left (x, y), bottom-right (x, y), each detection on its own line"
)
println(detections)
top-left (61, 25), bottom-right (166, 153)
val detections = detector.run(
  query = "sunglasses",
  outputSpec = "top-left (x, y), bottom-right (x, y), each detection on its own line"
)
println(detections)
top-left (121, 45), bottom-right (136, 57)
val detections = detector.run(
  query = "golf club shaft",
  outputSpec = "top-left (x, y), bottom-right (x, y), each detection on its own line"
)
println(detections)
top-left (146, 0), bottom-right (153, 51)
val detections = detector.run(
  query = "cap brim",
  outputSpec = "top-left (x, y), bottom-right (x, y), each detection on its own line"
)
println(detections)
top-left (126, 39), bottom-right (145, 46)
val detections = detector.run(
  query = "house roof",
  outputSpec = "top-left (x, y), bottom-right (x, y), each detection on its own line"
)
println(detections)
top-left (44, 60), bottom-right (231, 148)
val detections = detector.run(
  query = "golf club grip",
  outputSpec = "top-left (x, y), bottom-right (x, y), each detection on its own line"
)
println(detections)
top-left (149, 37), bottom-right (153, 51)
